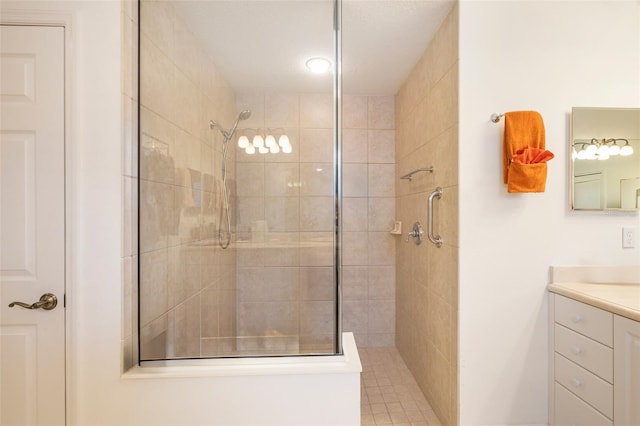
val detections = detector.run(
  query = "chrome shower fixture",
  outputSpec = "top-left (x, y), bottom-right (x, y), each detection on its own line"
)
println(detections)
top-left (208, 109), bottom-right (251, 249)
top-left (209, 109), bottom-right (252, 141)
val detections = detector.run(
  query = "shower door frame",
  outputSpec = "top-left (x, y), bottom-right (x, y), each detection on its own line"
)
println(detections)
top-left (136, 0), bottom-right (345, 363)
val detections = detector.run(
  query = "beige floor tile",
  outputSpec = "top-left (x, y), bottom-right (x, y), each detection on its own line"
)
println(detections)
top-left (360, 347), bottom-right (441, 426)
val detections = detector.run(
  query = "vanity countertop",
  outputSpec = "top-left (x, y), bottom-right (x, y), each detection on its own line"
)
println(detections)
top-left (548, 281), bottom-right (640, 322)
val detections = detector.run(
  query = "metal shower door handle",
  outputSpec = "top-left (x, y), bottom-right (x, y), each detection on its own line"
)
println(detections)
top-left (427, 187), bottom-right (443, 248)
top-left (8, 293), bottom-right (58, 311)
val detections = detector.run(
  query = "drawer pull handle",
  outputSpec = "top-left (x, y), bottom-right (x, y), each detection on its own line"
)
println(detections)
top-left (571, 346), bottom-right (583, 355)
top-left (571, 315), bottom-right (583, 323)
top-left (571, 378), bottom-right (583, 388)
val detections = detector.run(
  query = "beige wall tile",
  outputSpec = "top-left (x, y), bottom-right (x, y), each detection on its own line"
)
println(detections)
top-left (343, 95), bottom-right (368, 129)
top-left (368, 300), bottom-right (395, 333)
top-left (343, 128), bottom-right (368, 164)
top-left (394, 5), bottom-right (458, 424)
top-left (236, 162), bottom-right (264, 196)
top-left (265, 197), bottom-right (299, 232)
top-left (300, 93), bottom-right (332, 128)
top-left (368, 197), bottom-right (395, 232)
top-left (299, 301), bottom-right (335, 335)
top-left (300, 163), bottom-right (333, 196)
top-left (264, 232), bottom-right (300, 267)
top-left (368, 164), bottom-right (395, 197)
top-left (343, 231), bottom-right (368, 266)
top-left (368, 232), bottom-right (395, 266)
top-left (299, 128), bottom-right (333, 163)
top-left (368, 265), bottom-right (395, 300)
top-left (265, 93), bottom-right (299, 128)
top-left (300, 196), bottom-right (334, 232)
top-left (368, 129), bottom-right (395, 164)
top-left (300, 267), bottom-right (334, 301)
top-left (343, 266), bottom-right (369, 300)
top-left (368, 96), bottom-right (395, 130)
top-left (299, 231), bottom-right (333, 266)
top-left (343, 197), bottom-right (368, 231)
top-left (343, 163), bottom-right (368, 197)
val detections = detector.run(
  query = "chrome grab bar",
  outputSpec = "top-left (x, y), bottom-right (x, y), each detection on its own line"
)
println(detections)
top-left (427, 187), bottom-right (443, 248)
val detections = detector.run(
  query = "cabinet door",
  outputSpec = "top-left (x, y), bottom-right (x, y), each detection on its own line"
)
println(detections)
top-left (614, 315), bottom-right (640, 425)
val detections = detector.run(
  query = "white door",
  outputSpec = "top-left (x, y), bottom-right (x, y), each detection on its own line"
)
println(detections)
top-left (0, 25), bottom-right (66, 425)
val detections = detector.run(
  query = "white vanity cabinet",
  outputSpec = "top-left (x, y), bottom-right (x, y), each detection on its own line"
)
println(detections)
top-left (550, 294), bottom-right (613, 425)
top-left (550, 293), bottom-right (640, 425)
top-left (613, 315), bottom-right (640, 425)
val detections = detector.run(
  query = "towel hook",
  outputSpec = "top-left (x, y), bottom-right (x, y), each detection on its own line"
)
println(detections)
top-left (491, 113), bottom-right (505, 123)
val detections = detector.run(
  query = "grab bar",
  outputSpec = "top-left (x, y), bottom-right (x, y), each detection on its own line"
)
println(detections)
top-left (427, 187), bottom-right (443, 248)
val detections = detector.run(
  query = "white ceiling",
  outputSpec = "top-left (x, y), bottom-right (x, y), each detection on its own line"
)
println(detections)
top-left (173, 0), bottom-right (455, 95)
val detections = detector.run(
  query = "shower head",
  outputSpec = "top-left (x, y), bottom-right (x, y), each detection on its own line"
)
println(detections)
top-left (209, 109), bottom-right (252, 141)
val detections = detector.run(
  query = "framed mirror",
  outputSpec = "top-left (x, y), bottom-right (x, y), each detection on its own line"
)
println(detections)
top-left (571, 107), bottom-right (640, 211)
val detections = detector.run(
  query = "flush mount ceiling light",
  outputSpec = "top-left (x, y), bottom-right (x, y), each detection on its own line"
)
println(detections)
top-left (306, 57), bottom-right (331, 74)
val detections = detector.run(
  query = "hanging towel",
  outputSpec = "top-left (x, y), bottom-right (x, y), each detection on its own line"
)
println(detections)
top-left (502, 111), bottom-right (546, 184)
top-left (512, 147), bottom-right (554, 164)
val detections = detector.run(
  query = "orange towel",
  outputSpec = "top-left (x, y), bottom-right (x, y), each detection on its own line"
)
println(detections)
top-left (503, 111), bottom-right (546, 183)
top-left (512, 147), bottom-right (554, 164)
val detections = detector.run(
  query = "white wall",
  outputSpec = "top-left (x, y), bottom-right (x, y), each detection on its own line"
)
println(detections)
top-left (459, 1), bottom-right (640, 425)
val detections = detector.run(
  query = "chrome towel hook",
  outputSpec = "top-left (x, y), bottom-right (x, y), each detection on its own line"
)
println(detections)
top-left (427, 187), bottom-right (443, 248)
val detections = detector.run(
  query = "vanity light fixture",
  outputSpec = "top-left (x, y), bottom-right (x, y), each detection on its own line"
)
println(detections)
top-left (573, 138), bottom-right (633, 160)
top-left (306, 57), bottom-right (331, 74)
top-left (238, 128), bottom-right (292, 155)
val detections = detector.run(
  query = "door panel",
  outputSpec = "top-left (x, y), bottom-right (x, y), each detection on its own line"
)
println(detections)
top-left (1, 25), bottom-right (65, 426)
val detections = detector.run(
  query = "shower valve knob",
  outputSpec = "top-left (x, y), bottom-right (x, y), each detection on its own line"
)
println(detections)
top-left (405, 222), bottom-right (424, 245)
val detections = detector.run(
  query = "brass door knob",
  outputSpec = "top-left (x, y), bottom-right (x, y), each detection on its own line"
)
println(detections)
top-left (8, 293), bottom-right (58, 311)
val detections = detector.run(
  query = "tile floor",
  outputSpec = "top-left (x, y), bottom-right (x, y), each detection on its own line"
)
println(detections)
top-left (359, 347), bottom-right (441, 426)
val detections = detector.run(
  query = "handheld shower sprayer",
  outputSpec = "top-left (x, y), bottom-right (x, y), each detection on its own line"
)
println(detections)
top-left (208, 109), bottom-right (252, 249)
top-left (209, 110), bottom-right (251, 141)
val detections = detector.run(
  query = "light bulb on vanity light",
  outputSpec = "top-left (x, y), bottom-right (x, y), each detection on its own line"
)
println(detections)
top-left (270, 144), bottom-right (280, 154)
top-left (265, 134), bottom-right (277, 148)
top-left (253, 134), bottom-right (265, 148)
top-left (585, 144), bottom-right (598, 155)
top-left (245, 145), bottom-right (256, 155)
top-left (620, 141), bottom-right (634, 156)
top-left (278, 134), bottom-right (290, 147)
top-left (282, 144), bottom-right (292, 154)
top-left (238, 135), bottom-right (250, 149)
top-left (608, 143), bottom-right (620, 155)
top-left (258, 146), bottom-right (269, 154)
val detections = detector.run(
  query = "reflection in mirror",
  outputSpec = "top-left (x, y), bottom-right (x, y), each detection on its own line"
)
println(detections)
top-left (571, 107), bottom-right (640, 210)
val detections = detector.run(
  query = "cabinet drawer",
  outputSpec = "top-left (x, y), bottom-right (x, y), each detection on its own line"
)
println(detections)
top-left (555, 353), bottom-right (612, 419)
top-left (554, 382), bottom-right (612, 426)
top-left (555, 295), bottom-right (613, 347)
top-left (555, 324), bottom-right (613, 383)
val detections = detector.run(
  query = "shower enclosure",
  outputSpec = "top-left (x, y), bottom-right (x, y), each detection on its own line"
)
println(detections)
top-left (138, 0), bottom-right (342, 360)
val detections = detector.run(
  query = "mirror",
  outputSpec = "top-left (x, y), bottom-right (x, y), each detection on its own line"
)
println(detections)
top-left (571, 107), bottom-right (640, 211)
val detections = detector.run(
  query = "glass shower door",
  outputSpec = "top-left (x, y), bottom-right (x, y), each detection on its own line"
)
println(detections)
top-left (138, 0), bottom-right (341, 361)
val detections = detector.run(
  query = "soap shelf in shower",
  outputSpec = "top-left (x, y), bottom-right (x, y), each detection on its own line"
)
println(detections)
top-left (400, 166), bottom-right (434, 181)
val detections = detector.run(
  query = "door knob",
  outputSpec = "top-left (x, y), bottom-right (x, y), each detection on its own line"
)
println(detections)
top-left (8, 293), bottom-right (58, 311)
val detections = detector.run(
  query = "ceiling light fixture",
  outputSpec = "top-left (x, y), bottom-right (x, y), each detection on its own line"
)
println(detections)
top-left (306, 57), bottom-right (331, 74)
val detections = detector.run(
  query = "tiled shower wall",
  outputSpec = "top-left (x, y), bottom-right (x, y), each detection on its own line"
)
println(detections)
top-left (395, 4), bottom-right (459, 426)
top-left (137, 0), bottom-right (239, 359)
top-left (233, 93), bottom-right (396, 351)
top-left (342, 95), bottom-right (397, 348)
